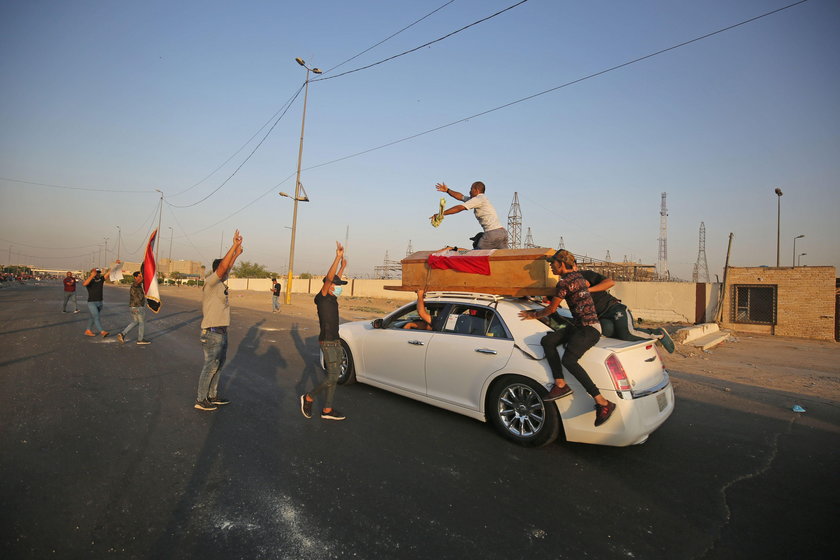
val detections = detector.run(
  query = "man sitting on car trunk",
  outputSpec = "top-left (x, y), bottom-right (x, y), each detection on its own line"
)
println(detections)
top-left (519, 249), bottom-right (617, 427)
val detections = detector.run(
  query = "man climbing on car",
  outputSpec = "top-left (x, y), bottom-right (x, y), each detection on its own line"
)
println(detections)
top-left (519, 249), bottom-right (617, 427)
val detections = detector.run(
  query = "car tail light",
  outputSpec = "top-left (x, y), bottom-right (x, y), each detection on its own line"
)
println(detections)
top-left (605, 353), bottom-right (631, 392)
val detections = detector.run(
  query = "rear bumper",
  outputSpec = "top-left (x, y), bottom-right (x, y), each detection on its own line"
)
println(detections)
top-left (558, 381), bottom-right (675, 447)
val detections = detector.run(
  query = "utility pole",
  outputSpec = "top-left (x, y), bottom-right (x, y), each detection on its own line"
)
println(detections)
top-left (656, 192), bottom-right (670, 280)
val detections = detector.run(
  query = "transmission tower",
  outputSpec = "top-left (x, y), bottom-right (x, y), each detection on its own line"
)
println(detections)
top-left (406, 239), bottom-right (414, 256)
top-left (557, 237), bottom-right (565, 250)
top-left (605, 250), bottom-right (612, 262)
top-left (656, 192), bottom-right (670, 280)
top-left (692, 222), bottom-right (710, 282)
top-left (524, 228), bottom-right (535, 248)
top-left (507, 192), bottom-right (522, 249)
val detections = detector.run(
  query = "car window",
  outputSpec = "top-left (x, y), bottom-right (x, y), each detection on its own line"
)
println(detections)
top-left (387, 303), bottom-right (445, 330)
top-left (442, 305), bottom-right (510, 339)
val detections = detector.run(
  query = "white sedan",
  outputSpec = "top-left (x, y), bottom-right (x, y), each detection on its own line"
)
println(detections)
top-left (332, 292), bottom-right (674, 447)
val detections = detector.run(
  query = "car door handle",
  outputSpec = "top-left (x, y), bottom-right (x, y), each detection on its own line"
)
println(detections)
top-left (408, 340), bottom-right (425, 346)
top-left (475, 348), bottom-right (497, 354)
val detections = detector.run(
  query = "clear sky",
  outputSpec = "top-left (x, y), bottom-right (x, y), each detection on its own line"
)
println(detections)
top-left (2, 0), bottom-right (838, 280)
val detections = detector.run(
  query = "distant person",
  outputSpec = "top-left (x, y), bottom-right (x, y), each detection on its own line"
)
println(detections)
top-left (432, 181), bottom-right (509, 249)
top-left (117, 271), bottom-right (150, 345)
top-left (83, 262), bottom-right (115, 337)
top-left (403, 289), bottom-right (433, 330)
top-left (300, 242), bottom-right (348, 421)
top-left (581, 269), bottom-right (675, 353)
top-left (194, 230), bottom-right (244, 412)
top-left (62, 271), bottom-right (80, 313)
top-left (270, 277), bottom-right (282, 312)
top-left (519, 249), bottom-right (616, 427)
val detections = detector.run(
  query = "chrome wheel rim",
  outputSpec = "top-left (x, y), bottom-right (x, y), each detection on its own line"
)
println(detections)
top-left (497, 383), bottom-right (545, 437)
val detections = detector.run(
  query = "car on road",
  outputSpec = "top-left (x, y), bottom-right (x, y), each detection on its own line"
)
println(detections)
top-left (332, 292), bottom-right (674, 447)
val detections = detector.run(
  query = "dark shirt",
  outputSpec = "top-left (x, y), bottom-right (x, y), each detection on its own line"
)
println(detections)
top-left (63, 277), bottom-right (77, 292)
top-left (272, 283), bottom-right (282, 297)
top-left (314, 291), bottom-right (339, 341)
top-left (580, 270), bottom-right (620, 317)
top-left (128, 282), bottom-right (146, 308)
top-left (86, 275), bottom-right (105, 302)
top-left (554, 271), bottom-right (599, 327)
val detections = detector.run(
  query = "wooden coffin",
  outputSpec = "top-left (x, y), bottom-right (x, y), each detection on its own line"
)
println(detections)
top-left (386, 248), bottom-right (559, 297)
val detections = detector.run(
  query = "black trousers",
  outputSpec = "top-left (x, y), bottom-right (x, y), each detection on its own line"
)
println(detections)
top-left (540, 325), bottom-right (601, 398)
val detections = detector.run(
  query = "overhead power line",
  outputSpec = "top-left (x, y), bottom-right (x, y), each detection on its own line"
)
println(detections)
top-left (304, 0), bottom-right (809, 171)
top-left (322, 0), bottom-right (456, 75)
top-left (314, 0), bottom-right (530, 82)
top-left (166, 83), bottom-right (305, 209)
top-left (0, 177), bottom-right (153, 193)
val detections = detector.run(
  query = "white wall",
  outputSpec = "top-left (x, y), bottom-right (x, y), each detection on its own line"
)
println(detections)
top-left (228, 278), bottom-right (721, 321)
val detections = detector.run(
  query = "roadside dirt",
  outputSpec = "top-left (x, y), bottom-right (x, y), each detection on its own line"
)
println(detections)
top-left (159, 285), bottom-right (840, 403)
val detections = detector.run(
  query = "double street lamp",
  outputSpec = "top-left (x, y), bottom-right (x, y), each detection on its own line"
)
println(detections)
top-left (792, 234), bottom-right (804, 267)
top-left (283, 57), bottom-right (321, 305)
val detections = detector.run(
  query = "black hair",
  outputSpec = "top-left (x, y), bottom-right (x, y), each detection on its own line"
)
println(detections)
top-left (212, 258), bottom-right (222, 272)
top-left (133, 271), bottom-right (142, 278)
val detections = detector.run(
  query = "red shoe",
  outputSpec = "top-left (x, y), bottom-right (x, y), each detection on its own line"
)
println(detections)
top-left (100, 331), bottom-right (109, 337)
top-left (84, 330), bottom-right (96, 337)
top-left (543, 384), bottom-right (573, 401)
top-left (594, 401), bottom-right (617, 427)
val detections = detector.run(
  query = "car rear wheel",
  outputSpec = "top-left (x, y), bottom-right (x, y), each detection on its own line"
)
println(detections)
top-left (488, 376), bottom-right (560, 447)
top-left (337, 340), bottom-right (356, 385)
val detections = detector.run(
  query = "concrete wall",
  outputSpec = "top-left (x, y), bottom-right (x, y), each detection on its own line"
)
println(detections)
top-left (609, 282), bottom-right (720, 323)
top-left (719, 266), bottom-right (836, 341)
top-left (228, 278), bottom-right (720, 320)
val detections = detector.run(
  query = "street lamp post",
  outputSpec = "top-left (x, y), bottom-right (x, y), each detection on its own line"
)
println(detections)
top-left (116, 226), bottom-right (121, 261)
top-left (798, 253), bottom-right (806, 266)
top-left (284, 57), bottom-right (321, 305)
top-left (792, 234), bottom-right (804, 267)
top-left (774, 188), bottom-right (783, 267)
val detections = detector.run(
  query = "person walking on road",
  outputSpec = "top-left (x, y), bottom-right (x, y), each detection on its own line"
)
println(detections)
top-left (83, 263), bottom-right (114, 337)
top-left (117, 271), bottom-right (150, 345)
top-left (519, 249), bottom-right (617, 427)
top-left (300, 242), bottom-right (348, 421)
top-left (194, 230), bottom-right (244, 411)
top-left (62, 271), bottom-right (80, 313)
top-left (432, 181), bottom-right (509, 249)
top-left (270, 277), bottom-right (282, 312)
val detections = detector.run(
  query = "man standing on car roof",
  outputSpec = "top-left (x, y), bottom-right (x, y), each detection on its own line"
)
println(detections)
top-left (582, 269), bottom-right (675, 353)
top-left (300, 241), bottom-right (348, 421)
top-left (432, 181), bottom-right (509, 249)
top-left (519, 249), bottom-right (617, 427)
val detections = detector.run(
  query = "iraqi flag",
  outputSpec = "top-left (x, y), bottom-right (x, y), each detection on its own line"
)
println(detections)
top-left (143, 229), bottom-right (162, 313)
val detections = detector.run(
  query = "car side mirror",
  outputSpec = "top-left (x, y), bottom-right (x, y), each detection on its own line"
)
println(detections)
top-left (372, 318), bottom-right (383, 329)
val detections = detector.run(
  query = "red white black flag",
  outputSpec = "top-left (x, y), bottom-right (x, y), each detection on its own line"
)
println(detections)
top-left (143, 229), bottom-right (162, 313)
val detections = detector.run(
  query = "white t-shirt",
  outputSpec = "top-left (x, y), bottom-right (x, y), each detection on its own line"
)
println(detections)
top-left (463, 194), bottom-right (502, 232)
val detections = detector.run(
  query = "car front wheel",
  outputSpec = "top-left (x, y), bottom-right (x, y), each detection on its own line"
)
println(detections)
top-left (488, 376), bottom-right (560, 447)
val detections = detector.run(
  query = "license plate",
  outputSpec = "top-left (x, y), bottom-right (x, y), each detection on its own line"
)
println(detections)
top-left (656, 392), bottom-right (667, 412)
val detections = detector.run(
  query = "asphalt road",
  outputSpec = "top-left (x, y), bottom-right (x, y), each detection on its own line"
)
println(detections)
top-left (1, 281), bottom-right (837, 559)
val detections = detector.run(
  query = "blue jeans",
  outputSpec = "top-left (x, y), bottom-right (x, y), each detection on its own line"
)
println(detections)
top-left (197, 330), bottom-right (228, 401)
top-left (87, 301), bottom-right (104, 332)
top-left (272, 294), bottom-right (280, 311)
top-left (121, 307), bottom-right (146, 340)
top-left (62, 292), bottom-right (78, 312)
top-left (309, 341), bottom-right (343, 410)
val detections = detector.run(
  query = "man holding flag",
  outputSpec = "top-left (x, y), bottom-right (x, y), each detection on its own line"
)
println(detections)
top-left (194, 230), bottom-right (244, 412)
